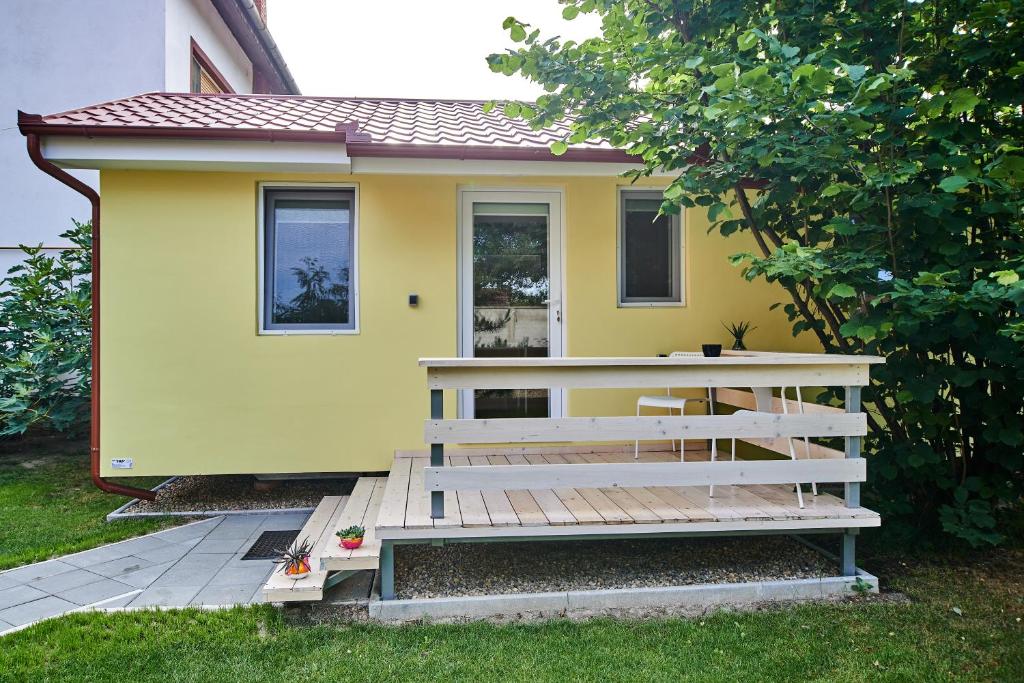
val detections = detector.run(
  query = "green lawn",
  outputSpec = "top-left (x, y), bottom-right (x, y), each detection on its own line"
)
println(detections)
top-left (2, 547), bottom-right (1021, 681)
top-left (0, 441), bottom-right (174, 570)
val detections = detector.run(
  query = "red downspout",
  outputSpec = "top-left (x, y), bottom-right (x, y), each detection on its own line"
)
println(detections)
top-left (25, 134), bottom-right (156, 500)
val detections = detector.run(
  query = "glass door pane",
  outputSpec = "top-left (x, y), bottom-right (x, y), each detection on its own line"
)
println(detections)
top-left (471, 203), bottom-right (550, 418)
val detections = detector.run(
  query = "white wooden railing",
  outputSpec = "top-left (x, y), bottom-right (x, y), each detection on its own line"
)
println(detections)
top-left (419, 352), bottom-right (884, 520)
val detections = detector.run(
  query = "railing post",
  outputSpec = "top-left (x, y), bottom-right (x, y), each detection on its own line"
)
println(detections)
top-left (844, 386), bottom-right (861, 508)
top-left (841, 385), bottom-right (862, 576)
top-left (430, 388), bottom-right (444, 519)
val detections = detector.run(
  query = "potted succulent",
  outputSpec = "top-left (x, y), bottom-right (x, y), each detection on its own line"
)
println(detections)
top-left (723, 320), bottom-right (757, 351)
top-left (274, 538), bottom-right (313, 578)
top-left (336, 525), bottom-right (365, 549)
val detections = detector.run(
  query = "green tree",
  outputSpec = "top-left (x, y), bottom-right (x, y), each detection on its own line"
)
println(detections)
top-left (0, 222), bottom-right (92, 436)
top-left (488, 0), bottom-right (1024, 545)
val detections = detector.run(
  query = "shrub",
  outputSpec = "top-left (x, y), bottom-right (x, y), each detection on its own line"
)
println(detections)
top-left (0, 221), bottom-right (92, 436)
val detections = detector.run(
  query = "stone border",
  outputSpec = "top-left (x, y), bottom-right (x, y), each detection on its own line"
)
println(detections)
top-left (367, 570), bottom-right (878, 623)
top-left (106, 479), bottom-right (316, 521)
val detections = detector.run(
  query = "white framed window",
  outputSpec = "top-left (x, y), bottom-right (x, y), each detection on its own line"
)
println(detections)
top-left (258, 184), bottom-right (358, 334)
top-left (617, 189), bottom-right (684, 306)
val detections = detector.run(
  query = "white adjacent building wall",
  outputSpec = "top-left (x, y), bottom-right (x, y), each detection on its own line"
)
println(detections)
top-left (0, 0), bottom-right (256, 275)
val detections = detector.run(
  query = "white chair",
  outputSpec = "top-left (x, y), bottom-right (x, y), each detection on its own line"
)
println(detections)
top-left (634, 352), bottom-right (716, 460)
top-left (713, 386), bottom-right (816, 508)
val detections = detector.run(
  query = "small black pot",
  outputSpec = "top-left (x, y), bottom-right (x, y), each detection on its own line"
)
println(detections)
top-left (702, 344), bottom-right (722, 357)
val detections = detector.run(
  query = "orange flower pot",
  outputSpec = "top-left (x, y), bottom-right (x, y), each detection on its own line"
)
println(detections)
top-left (340, 537), bottom-right (363, 550)
top-left (284, 556), bottom-right (312, 576)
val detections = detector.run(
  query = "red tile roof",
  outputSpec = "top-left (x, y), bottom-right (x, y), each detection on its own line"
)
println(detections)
top-left (19, 92), bottom-right (637, 162)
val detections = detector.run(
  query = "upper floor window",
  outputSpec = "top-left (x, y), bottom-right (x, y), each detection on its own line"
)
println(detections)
top-left (618, 190), bottom-right (684, 306)
top-left (260, 187), bottom-right (358, 333)
top-left (190, 38), bottom-right (233, 94)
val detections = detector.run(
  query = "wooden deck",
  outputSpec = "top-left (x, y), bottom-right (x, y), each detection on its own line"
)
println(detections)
top-left (376, 448), bottom-right (880, 541)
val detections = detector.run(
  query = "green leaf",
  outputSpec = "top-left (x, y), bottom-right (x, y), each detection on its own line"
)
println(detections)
top-left (684, 56), bottom-right (704, 69)
top-left (509, 23), bottom-right (526, 42)
top-left (938, 175), bottom-right (970, 193)
top-left (663, 184), bottom-right (684, 200)
top-left (503, 102), bottom-right (522, 118)
top-left (737, 31), bottom-right (758, 51)
top-left (562, 6), bottom-right (579, 20)
top-left (948, 88), bottom-right (982, 115)
top-left (821, 183), bottom-right (851, 197)
top-left (550, 141), bottom-right (568, 156)
top-left (990, 270), bottom-right (1020, 286)
top-left (845, 64), bottom-right (867, 81)
top-left (482, 101), bottom-right (495, 114)
top-left (708, 202), bottom-right (732, 221)
top-left (828, 283), bottom-right (857, 298)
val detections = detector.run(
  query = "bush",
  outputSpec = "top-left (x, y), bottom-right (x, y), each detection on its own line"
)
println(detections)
top-left (0, 221), bottom-right (92, 436)
top-left (489, 0), bottom-right (1024, 546)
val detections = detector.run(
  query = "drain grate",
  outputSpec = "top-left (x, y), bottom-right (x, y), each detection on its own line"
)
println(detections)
top-left (242, 529), bottom-right (301, 560)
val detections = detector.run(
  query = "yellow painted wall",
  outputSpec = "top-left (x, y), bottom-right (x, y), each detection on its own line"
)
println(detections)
top-left (99, 170), bottom-right (815, 477)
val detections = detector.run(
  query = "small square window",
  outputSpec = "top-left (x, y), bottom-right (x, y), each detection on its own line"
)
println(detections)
top-left (618, 190), bottom-right (683, 306)
top-left (261, 188), bottom-right (357, 333)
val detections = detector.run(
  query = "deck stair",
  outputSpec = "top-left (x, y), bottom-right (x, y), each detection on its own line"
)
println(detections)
top-left (262, 477), bottom-right (386, 602)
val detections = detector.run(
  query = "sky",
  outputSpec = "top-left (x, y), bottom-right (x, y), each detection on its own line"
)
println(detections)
top-left (267, 0), bottom-right (602, 100)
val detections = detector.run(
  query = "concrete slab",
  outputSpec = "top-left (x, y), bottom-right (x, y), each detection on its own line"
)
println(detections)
top-left (61, 543), bottom-right (136, 569)
top-left (149, 518), bottom-right (222, 544)
top-left (150, 553), bottom-right (232, 588)
top-left (0, 584), bottom-right (49, 611)
top-left (191, 584), bottom-right (259, 606)
top-left (87, 556), bottom-right (155, 580)
top-left (110, 535), bottom-right (178, 556)
top-left (206, 562), bottom-right (274, 587)
top-left (113, 561), bottom-right (177, 589)
top-left (256, 514), bottom-right (309, 532)
top-left (191, 536), bottom-right (251, 554)
top-left (56, 578), bottom-right (136, 606)
top-left (129, 585), bottom-right (203, 608)
top-left (203, 517), bottom-right (265, 541)
top-left (0, 573), bottom-right (20, 592)
top-left (29, 568), bottom-right (106, 594)
top-left (132, 542), bottom-right (193, 565)
top-left (0, 560), bottom-right (77, 585)
top-left (0, 618), bottom-right (13, 631)
top-left (0, 596), bottom-right (79, 627)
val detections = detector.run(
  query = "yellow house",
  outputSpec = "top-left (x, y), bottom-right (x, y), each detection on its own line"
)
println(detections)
top-left (19, 93), bottom-right (815, 487)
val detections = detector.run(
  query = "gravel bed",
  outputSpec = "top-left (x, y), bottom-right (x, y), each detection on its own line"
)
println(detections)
top-left (394, 536), bottom-right (835, 600)
top-left (126, 475), bottom-right (356, 514)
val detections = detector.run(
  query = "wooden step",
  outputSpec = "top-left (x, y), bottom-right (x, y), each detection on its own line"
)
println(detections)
top-left (262, 495), bottom-right (346, 602)
top-left (320, 477), bottom-right (387, 571)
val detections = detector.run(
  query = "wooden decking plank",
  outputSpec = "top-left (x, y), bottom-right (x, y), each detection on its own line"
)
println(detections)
top-left (467, 454), bottom-right (519, 526)
top-left (535, 452), bottom-right (603, 524)
top-left (405, 456), bottom-right (434, 529)
top-left (727, 485), bottom-right (798, 520)
top-left (647, 486), bottom-right (716, 522)
top-left (670, 486), bottom-right (745, 520)
top-left (622, 487), bottom-right (691, 522)
top-left (346, 478), bottom-right (387, 564)
top-left (549, 488), bottom-right (603, 524)
top-left (304, 496), bottom-right (346, 562)
top-left (375, 455), bottom-right (412, 530)
top-left (316, 485), bottom-right (371, 565)
top-left (527, 489), bottom-right (576, 525)
top-left (742, 484), bottom-right (827, 520)
top-left (600, 487), bottom-right (662, 523)
top-left (504, 454), bottom-right (574, 526)
top-left (449, 454), bottom-right (491, 527)
top-left (489, 455), bottom-right (546, 525)
top-left (560, 452), bottom-right (632, 523)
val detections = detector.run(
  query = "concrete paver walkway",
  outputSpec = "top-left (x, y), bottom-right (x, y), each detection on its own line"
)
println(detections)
top-left (0, 511), bottom-right (309, 635)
